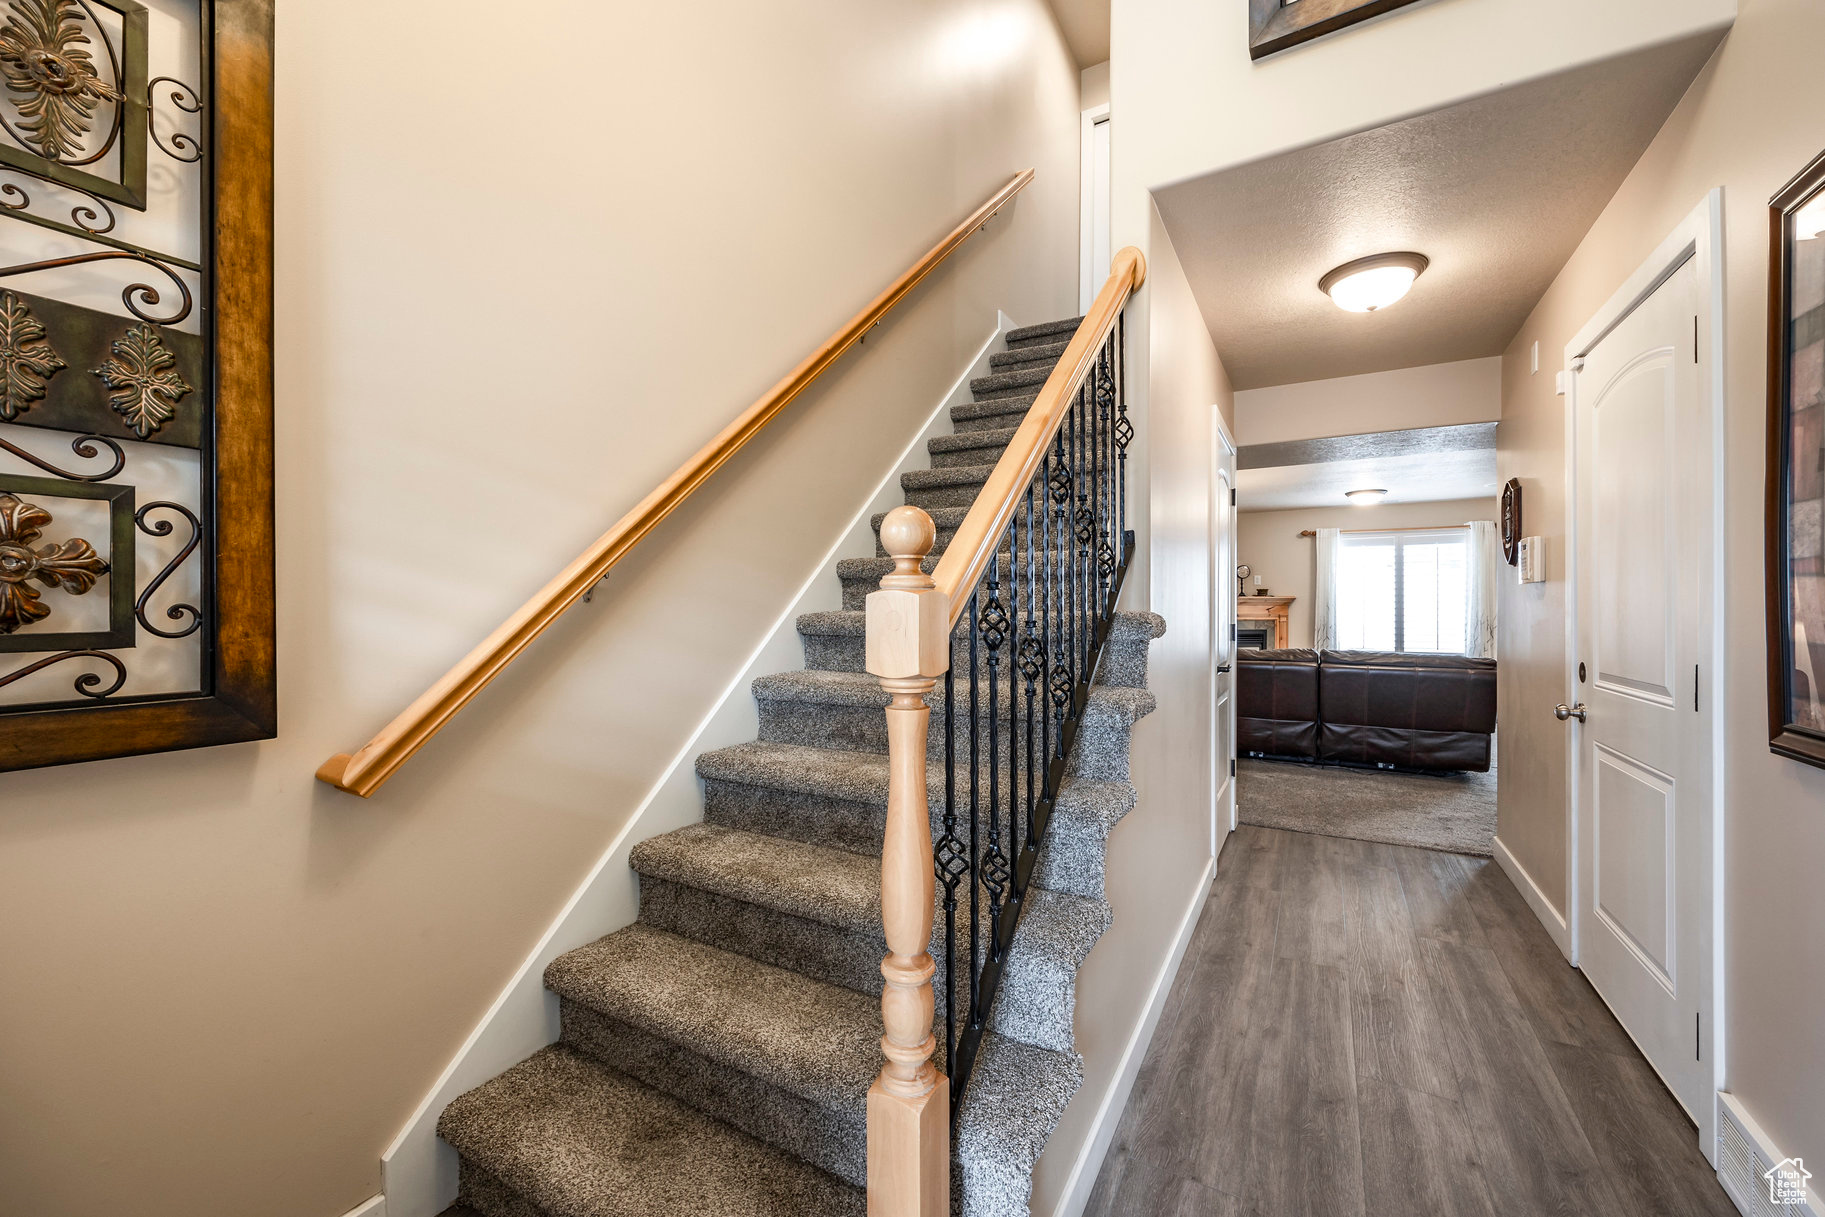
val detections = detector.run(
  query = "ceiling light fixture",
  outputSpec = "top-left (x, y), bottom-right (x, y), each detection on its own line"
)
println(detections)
top-left (1319, 252), bottom-right (1429, 313)
top-left (1345, 488), bottom-right (1388, 506)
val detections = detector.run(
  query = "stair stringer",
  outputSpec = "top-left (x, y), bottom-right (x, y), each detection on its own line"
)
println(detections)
top-left (376, 313), bottom-right (1020, 1217)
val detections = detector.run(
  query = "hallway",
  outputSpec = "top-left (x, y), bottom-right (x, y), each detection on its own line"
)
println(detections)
top-left (1084, 827), bottom-right (1738, 1217)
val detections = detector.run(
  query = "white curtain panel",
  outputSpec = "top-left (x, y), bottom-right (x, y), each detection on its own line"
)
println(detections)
top-left (1313, 527), bottom-right (1340, 652)
top-left (1467, 519), bottom-right (1500, 659)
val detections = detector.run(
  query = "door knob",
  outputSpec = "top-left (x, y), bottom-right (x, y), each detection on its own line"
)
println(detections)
top-left (1554, 703), bottom-right (1588, 723)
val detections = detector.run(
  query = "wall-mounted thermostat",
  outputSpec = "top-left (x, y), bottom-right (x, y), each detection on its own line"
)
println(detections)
top-left (1517, 536), bottom-right (1546, 584)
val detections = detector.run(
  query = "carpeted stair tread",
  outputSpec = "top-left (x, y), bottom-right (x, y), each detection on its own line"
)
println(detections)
top-left (544, 923), bottom-right (879, 1112)
top-left (1006, 316), bottom-right (1084, 346)
top-left (438, 1046), bottom-right (862, 1217)
top-left (951, 395), bottom-right (1039, 432)
top-left (954, 1035), bottom-right (1083, 1215)
top-left (751, 666), bottom-right (1158, 723)
top-left (901, 462), bottom-right (1000, 492)
top-left (437, 1208), bottom-right (482, 1217)
top-left (988, 340), bottom-right (1070, 371)
top-left (697, 739), bottom-right (891, 804)
top-left (928, 427), bottom-right (1020, 468)
top-left (632, 822), bottom-right (878, 934)
top-left (970, 364), bottom-right (1055, 400)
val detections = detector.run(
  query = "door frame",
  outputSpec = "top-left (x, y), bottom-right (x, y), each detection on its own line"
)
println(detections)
top-left (1211, 411), bottom-right (1239, 854)
top-left (1079, 101), bottom-right (1111, 313)
top-left (1561, 189), bottom-right (1726, 1159)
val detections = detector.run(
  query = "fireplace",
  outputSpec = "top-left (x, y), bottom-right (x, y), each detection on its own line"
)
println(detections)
top-left (1237, 624), bottom-right (1274, 651)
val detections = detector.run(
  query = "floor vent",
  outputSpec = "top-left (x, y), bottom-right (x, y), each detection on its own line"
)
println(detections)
top-left (1717, 1092), bottom-right (1819, 1217)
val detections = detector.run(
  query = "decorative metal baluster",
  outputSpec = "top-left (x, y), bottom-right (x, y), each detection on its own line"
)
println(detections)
top-left (981, 543), bottom-right (1009, 960)
top-left (1109, 312), bottom-right (1124, 543)
top-left (1095, 335), bottom-right (1109, 613)
top-left (1075, 381), bottom-right (1094, 685)
top-left (937, 664), bottom-right (963, 1082)
top-left (1020, 480), bottom-right (1041, 846)
top-left (1007, 509), bottom-right (1023, 867)
top-left (1043, 446), bottom-right (1058, 771)
top-left (967, 590), bottom-right (982, 1027)
top-left (1049, 428), bottom-right (1074, 749)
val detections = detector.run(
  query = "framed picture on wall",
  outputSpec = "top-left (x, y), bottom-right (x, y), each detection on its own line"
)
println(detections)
top-left (1766, 148), bottom-right (1825, 771)
top-left (1249, 0), bottom-right (1429, 60)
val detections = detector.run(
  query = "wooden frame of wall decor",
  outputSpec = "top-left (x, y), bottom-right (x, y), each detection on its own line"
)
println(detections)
top-left (0, 0), bottom-right (276, 774)
top-left (1249, 0), bottom-right (1429, 60)
top-left (1764, 146), bottom-right (1825, 772)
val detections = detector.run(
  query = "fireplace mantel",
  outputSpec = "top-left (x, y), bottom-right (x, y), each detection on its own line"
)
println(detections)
top-left (1237, 595), bottom-right (1296, 650)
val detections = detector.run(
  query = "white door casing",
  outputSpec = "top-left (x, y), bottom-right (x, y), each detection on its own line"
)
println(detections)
top-left (1212, 416), bottom-right (1238, 849)
top-left (1564, 192), bottom-right (1723, 1155)
top-left (1080, 105), bottom-right (1112, 314)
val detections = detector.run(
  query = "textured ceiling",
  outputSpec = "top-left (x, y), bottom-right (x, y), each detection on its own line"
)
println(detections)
top-left (1236, 424), bottom-right (1498, 510)
top-left (1154, 30), bottom-right (1724, 390)
top-left (1046, 0), bottom-right (1109, 66)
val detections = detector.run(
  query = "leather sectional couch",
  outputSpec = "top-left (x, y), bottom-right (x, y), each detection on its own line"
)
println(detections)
top-left (1236, 648), bottom-right (1497, 773)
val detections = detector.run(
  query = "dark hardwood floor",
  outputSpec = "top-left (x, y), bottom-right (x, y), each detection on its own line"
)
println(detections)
top-left (1084, 826), bottom-right (1739, 1217)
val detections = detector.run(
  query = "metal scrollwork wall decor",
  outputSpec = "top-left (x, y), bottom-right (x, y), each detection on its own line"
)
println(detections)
top-left (0, 0), bottom-right (274, 774)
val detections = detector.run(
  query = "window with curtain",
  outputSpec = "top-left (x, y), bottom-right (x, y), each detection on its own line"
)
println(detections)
top-left (1334, 528), bottom-right (1472, 654)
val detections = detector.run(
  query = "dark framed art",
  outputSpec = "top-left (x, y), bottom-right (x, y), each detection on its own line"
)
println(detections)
top-left (1501, 478), bottom-right (1522, 566)
top-left (1766, 147), bottom-right (1825, 772)
top-left (0, 0), bottom-right (275, 774)
top-left (1249, 0), bottom-right (1429, 60)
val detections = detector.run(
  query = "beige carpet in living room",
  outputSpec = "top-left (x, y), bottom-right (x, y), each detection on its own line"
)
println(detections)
top-left (1236, 750), bottom-right (1497, 857)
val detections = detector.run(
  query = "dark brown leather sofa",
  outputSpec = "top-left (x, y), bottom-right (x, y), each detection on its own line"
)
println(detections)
top-left (1237, 649), bottom-right (1497, 773)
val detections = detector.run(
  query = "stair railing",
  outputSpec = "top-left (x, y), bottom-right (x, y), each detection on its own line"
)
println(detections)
top-left (315, 170), bottom-right (1035, 798)
top-left (864, 247), bottom-right (1145, 1216)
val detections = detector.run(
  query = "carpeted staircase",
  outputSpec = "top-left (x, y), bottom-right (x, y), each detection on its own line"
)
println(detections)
top-left (435, 317), bottom-right (1166, 1217)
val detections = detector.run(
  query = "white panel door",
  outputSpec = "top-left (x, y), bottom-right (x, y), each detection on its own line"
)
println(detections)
top-left (1573, 252), bottom-right (1711, 1120)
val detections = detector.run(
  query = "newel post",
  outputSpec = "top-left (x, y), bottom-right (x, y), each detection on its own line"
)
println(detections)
top-left (865, 506), bottom-right (951, 1217)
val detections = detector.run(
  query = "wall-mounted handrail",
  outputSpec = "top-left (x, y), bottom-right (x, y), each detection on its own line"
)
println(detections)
top-left (317, 169), bottom-right (1036, 798)
top-left (931, 245), bottom-right (1145, 627)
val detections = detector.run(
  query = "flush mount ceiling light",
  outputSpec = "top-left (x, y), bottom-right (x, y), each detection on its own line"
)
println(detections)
top-left (1345, 488), bottom-right (1389, 506)
top-left (1319, 252), bottom-right (1430, 313)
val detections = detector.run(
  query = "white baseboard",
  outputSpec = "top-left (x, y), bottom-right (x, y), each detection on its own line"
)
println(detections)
top-left (377, 315), bottom-right (1017, 1217)
top-left (1717, 1091), bottom-right (1821, 1217)
top-left (1050, 852), bottom-right (1215, 1217)
top-left (337, 1198), bottom-right (385, 1217)
top-left (1491, 834), bottom-right (1571, 961)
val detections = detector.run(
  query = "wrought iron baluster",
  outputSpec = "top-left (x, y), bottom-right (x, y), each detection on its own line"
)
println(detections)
top-left (981, 544), bottom-right (1009, 959)
top-left (1050, 426), bottom-right (1073, 746)
top-left (1021, 481), bottom-right (1040, 846)
top-left (967, 590), bottom-right (982, 1028)
top-left (1075, 382), bottom-right (1093, 688)
top-left (936, 664), bottom-right (963, 1081)
top-left (1109, 313), bottom-right (1124, 543)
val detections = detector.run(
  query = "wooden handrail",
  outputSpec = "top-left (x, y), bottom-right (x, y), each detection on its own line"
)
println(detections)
top-left (931, 246), bottom-right (1146, 627)
top-left (317, 169), bottom-right (1035, 798)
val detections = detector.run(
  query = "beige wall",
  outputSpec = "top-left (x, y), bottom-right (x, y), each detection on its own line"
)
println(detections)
top-left (1233, 357), bottom-right (1501, 445)
top-left (1496, 0), bottom-right (1825, 1169)
top-left (0, 4), bottom-right (1085, 1215)
top-left (1237, 499), bottom-right (1498, 649)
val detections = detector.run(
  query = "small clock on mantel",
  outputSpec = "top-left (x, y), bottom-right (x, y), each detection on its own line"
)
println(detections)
top-left (1501, 479), bottom-right (1523, 566)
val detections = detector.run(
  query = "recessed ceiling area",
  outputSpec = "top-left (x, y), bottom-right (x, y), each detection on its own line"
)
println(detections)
top-left (1237, 423), bottom-right (1498, 510)
top-left (1154, 29), bottom-right (1724, 390)
top-left (1045, 0), bottom-right (1109, 66)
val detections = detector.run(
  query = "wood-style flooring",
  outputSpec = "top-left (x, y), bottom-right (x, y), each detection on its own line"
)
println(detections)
top-left (1084, 826), bottom-right (1738, 1217)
